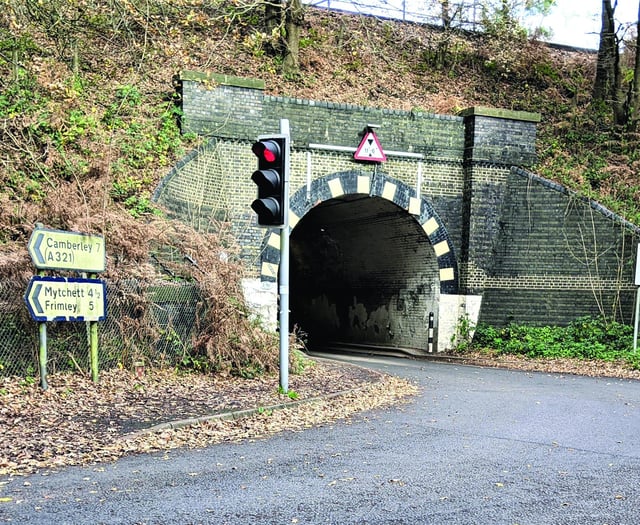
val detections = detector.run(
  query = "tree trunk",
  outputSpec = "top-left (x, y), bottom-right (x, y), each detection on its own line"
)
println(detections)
top-left (441, 0), bottom-right (452, 29)
top-left (593, 0), bottom-right (617, 101)
top-left (12, 48), bottom-right (20, 81)
top-left (72, 39), bottom-right (79, 76)
top-left (264, 0), bottom-right (283, 39)
top-left (282, 0), bottom-right (304, 78)
top-left (626, 2), bottom-right (640, 129)
top-left (592, 0), bottom-right (626, 124)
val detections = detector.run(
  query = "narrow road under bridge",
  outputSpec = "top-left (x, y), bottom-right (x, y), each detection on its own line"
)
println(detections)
top-left (289, 194), bottom-right (440, 355)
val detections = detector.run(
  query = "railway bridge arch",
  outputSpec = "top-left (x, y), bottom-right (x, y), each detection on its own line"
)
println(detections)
top-left (153, 72), bottom-right (640, 353)
top-left (263, 170), bottom-right (458, 354)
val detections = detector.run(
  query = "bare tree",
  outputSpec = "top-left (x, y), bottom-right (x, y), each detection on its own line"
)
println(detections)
top-left (626, 2), bottom-right (640, 129)
top-left (441, 0), bottom-right (452, 29)
top-left (592, 0), bottom-right (626, 124)
top-left (592, 0), bottom-right (640, 128)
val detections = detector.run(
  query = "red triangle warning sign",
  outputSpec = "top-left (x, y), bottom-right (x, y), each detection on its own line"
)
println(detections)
top-left (354, 131), bottom-right (386, 162)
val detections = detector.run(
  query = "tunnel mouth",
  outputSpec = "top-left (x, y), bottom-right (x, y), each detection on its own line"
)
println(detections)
top-left (289, 194), bottom-right (440, 355)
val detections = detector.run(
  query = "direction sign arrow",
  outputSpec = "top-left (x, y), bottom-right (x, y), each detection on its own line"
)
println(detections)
top-left (27, 227), bottom-right (106, 273)
top-left (24, 276), bottom-right (107, 322)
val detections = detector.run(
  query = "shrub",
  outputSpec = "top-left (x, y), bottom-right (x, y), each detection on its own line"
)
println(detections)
top-left (472, 316), bottom-right (635, 365)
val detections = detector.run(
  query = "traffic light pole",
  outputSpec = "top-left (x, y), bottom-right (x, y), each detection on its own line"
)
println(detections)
top-left (279, 118), bottom-right (291, 393)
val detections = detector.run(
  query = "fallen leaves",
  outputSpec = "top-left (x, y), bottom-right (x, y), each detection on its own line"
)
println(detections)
top-left (4, 351), bottom-right (629, 478)
top-left (449, 352), bottom-right (640, 381)
top-left (0, 360), bottom-right (419, 476)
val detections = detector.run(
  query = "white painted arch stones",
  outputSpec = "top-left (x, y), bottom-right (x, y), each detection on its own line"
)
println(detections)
top-left (258, 170), bottom-right (458, 295)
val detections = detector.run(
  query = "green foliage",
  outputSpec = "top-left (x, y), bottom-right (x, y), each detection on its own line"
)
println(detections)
top-left (531, 60), bottom-right (561, 84)
top-left (110, 174), bottom-right (146, 200)
top-left (110, 174), bottom-right (162, 217)
top-left (243, 31), bottom-right (270, 58)
top-left (118, 101), bottom-right (184, 168)
top-left (221, 0), bottom-right (261, 28)
top-left (278, 386), bottom-right (299, 400)
top-left (450, 314), bottom-right (476, 352)
top-left (235, 360), bottom-right (265, 379)
top-left (472, 317), bottom-right (638, 369)
top-left (479, 1), bottom-right (528, 42)
top-left (290, 349), bottom-right (314, 375)
top-left (54, 108), bottom-right (98, 148)
top-left (102, 85), bottom-right (143, 128)
top-left (20, 374), bottom-right (37, 387)
top-left (177, 353), bottom-right (214, 374)
top-left (124, 193), bottom-right (162, 218)
top-left (0, 72), bottom-right (43, 116)
top-left (299, 27), bottom-right (323, 50)
top-left (4, 172), bottom-right (47, 202)
top-left (103, 87), bottom-right (186, 217)
top-left (155, 102), bottom-right (186, 165)
top-left (0, 73), bottom-right (55, 201)
top-left (0, 33), bottom-right (39, 66)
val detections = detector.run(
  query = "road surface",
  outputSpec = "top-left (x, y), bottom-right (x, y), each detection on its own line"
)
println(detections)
top-left (1, 354), bottom-right (639, 524)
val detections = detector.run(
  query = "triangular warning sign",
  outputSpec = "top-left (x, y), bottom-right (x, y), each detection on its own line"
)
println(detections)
top-left (354, 131), bottom-right (386, 162)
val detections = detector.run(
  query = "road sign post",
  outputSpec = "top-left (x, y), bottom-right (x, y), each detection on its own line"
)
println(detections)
top-left (249, 121), bottom-right (291, 392)
top-left (35, 269), bottom-right (48, 390)
top-left (278, 119), bottom-right (291, 394)
top-left (25, 226), bottom-right (107, 388)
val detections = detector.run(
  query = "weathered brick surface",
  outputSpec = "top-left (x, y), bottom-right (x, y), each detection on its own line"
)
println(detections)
top-left (476, 168), bottom-right (640, 324)
top-left (479, 288), bottom-right (637, 326)
top-left (461, 106), bottom-right (539, 166)
top-left (154, 72), bottom-right (640, 331)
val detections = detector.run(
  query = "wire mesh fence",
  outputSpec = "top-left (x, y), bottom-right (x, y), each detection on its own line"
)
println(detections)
top-left (0, 279), bottom-right (204, 378)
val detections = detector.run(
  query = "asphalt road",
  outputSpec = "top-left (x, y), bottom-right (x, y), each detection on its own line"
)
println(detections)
top-left (2, 354), bottom-right (640, 525)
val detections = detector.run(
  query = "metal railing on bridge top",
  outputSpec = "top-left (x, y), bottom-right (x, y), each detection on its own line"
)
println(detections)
top-left (305, 0), bottom-right (483, 31)
top-left (304, 0), bottom-right (596, 51)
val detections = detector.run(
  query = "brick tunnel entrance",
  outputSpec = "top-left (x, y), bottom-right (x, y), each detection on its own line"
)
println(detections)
top-left (289, 194), bottom-right (440, 355)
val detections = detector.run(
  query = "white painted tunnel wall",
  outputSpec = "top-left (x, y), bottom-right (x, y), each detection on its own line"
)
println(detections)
top-left (438, 294), bottom-right (483, 351)
top-left (243, 277), bottom-right (483, 353)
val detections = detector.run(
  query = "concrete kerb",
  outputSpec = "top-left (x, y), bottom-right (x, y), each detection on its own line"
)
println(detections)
top-left (130, 354), bottom-right (475, 436)
top-left (138, 385), bottom-right (376, 434)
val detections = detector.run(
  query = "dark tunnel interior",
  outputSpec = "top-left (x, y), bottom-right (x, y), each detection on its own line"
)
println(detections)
top-left (289, 195), bottom-right (440, 354)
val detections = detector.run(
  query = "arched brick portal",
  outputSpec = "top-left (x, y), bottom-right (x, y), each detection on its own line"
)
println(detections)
top-left (256, 170), bottom-right (458, 354)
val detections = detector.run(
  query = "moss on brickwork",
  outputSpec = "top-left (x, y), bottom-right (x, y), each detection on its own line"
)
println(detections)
top-left (458, 106), bottom-right (541, 122)
top-left (155, 74), bottom-right (640, 328)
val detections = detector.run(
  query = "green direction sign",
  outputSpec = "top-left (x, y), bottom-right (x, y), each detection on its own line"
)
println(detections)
top-left (24, 276), bottom-right (107, 322)
top-left (27, 227), bottom-right (106, 273)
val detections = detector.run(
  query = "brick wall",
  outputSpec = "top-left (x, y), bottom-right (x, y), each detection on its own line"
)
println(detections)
top-left (479, 168), bottom-right (639, 325)
top-left (154, 72), bottom-right (640, 347)
top-left (177, 71), bottom-right (465, 159)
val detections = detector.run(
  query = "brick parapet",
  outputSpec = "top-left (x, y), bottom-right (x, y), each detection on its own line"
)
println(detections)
top-left (157, 72), bottom-right (640, 328)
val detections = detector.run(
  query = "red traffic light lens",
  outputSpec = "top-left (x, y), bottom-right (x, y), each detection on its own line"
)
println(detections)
top-left (252, 140), bottom-right (280, 164)
top-left (263, 149), bottom-right (276, 162)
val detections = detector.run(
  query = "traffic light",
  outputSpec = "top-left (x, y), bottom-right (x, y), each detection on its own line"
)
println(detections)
top-left (251, 136), bottom-right (287, 227)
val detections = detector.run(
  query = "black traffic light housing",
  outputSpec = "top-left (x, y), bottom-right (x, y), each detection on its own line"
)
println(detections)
top-left (251, 136), bottom-right (288, 227)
